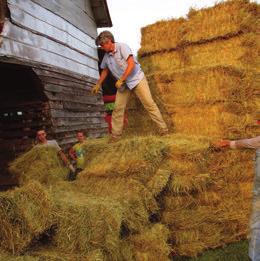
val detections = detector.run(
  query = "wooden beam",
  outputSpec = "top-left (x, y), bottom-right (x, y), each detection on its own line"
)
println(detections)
top-left (43, 90), bottom-right (102, 105)
top-left (53, 122), bottom-right (107, 133)
top-left (0, 56), bottom-right (98, 83)
top-left (33, 68), bottom-right (96, 86)
top-left (50, 109), bottom-right (103, 118)
top-left (62, 101), bottom-right (105, 112)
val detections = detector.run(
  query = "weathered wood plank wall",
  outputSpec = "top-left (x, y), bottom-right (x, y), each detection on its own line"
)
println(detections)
top-left (1, 0), bottom-right (99, 78)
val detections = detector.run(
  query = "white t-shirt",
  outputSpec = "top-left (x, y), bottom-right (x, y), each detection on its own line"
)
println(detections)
top-left (36, 140), bottom-right (61, 151)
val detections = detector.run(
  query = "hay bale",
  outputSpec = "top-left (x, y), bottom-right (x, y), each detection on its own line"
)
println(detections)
top-left (170, 224), bottom-right (224, 257)
top-left (139, 0), bottom-right (259, 56)
top-left (128, 224), bottom-right (171, 261)
top-left (73, 176), bottom-right (159, 233)
top-left (209, 161), bottom-right (254, 183)
top-left (207, 149), bottom-right (254, 176)
top-left (168, 173), bottom-right (212, 195)
top-left (170, 104), bottom-right (253, 138)
top-left (79, 136), bottom-right (170, 184)
top-left (51, 188), bottom-right (129, 260)
top-left (151, 66), bottom-right (256, 106)
top-left (139, 18), bottom-right (185, 55)
top-left (162, 188), bottom-right (252, 257)
top-left (0, 181), bottom-right (54, 254)
top-left (140, 33), bottom-right (259, 74)
top-left (181, 0), bottom-right (259, 44)
top-left (9, 147), bottom-right (69, 186)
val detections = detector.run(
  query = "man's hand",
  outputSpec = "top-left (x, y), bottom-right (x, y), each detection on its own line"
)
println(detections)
top-left (91, 83), bottom-right (101, 95)
top-left (115, 78), bottom-right (125, 89)
top-left (68, 164), bottom-right (76, 173)
top-left (214, 139), bottom-right (231, 148)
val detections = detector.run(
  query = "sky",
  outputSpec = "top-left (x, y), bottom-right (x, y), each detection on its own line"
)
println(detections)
top-left (99, 0), bottom-right (259, 55)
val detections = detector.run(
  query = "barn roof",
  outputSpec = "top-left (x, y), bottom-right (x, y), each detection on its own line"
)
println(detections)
top-left (91, 0), bottom-right (112, 28)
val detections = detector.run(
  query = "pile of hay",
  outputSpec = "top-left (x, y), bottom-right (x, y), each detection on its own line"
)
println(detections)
top-left (0, 134), bottom-right (255, 259)
top-left (0, 137), bottom-right (172, 260)
top-left (9, 146), bottom-right (69, 186)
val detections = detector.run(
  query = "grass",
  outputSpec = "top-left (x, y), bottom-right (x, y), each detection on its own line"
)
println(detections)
top-left (173, 240), bottom-right (250, 261)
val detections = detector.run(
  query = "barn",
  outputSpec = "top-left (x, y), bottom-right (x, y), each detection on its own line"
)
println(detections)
top-left (0, 0), bottom-right (112, 185)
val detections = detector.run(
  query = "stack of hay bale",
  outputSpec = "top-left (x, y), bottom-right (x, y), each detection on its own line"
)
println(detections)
top-left (134, 0), bottom-right (259, 138)
top-left (134, 0), bottom-right (259, 257)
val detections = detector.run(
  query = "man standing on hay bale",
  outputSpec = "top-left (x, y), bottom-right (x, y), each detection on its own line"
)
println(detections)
top-left (92, 31), bottom-right (168, 142)
top-left (215, 135), bottom-right (260, 261)
top-left (36, 129), bottom-right (76, 175)
top-left (69, 131), bottom-right (87, 179)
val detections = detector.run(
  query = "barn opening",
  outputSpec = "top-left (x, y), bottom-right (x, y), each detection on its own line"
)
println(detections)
top-left (0, 61), bottom-right (48, 187)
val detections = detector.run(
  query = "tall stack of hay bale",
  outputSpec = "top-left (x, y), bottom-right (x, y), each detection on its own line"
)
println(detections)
top-left (134, 0), bottom-right (259, 138)
top-left (134, 0), bottom-right (259, 257)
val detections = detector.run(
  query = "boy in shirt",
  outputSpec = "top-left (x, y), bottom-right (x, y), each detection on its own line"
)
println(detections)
top-left (69, 132), bottom-right (86, 178)
top-left (36, 129), bottom-right (75, 174)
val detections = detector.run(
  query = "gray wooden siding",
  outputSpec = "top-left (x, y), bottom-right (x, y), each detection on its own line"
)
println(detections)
top-left (0, 0), bottom-right (100, 79)
top-left (1, 20), bottom-right (98, 78)
top-left (8, 0), bottom-right (97, 55)
top-left (30, 0), bottom-right (97, 38)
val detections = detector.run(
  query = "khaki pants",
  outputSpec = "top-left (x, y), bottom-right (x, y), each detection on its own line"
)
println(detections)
top-left (111, 77), bottom-right (168, 137)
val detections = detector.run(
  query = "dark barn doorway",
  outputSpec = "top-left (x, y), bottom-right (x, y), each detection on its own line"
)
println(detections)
top-left (0, 62), bottom-right (48, 187)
